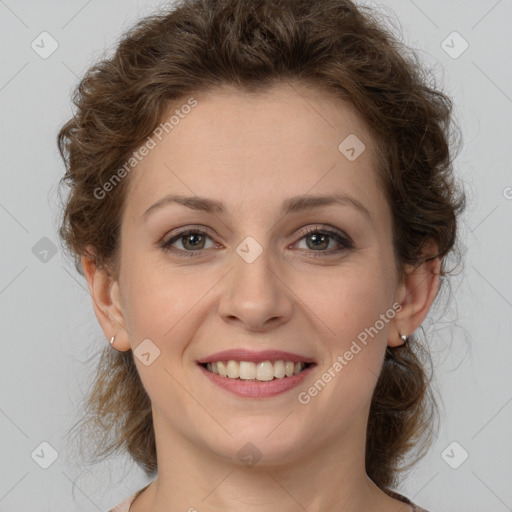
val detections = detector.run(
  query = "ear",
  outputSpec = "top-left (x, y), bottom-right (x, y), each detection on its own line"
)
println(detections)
top-left (389, 241), bottom-right (441, 347)
top-left (81, 247), bottom-right (131, 351)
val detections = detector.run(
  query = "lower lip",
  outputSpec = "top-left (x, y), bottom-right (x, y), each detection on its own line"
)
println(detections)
top-left (198, 364), bottom-right (316, 398)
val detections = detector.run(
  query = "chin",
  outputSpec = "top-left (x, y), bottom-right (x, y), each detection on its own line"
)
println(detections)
top-left (201, 422), bottom-right (311, 466)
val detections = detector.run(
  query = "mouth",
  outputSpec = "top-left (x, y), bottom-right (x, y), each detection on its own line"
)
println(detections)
top-left (198, 360), bottom-right (316, 382)
top-left (196, 349), bottom-right (317, 397)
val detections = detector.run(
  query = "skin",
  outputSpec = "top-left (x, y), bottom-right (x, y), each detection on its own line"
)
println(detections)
top-left (82, 82), bottom-right (440, 512)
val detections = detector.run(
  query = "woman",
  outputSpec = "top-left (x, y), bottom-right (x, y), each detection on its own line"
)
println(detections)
top-left (57, 0), bottom-right (465, 510)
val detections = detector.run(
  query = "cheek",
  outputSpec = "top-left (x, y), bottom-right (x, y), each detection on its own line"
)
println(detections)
top-left (119, 252), bottom-right (219, 352)
top-left (295, 275), bottom-right (391, 421)
top-left (291, 261), bottom-right (394, 401)
top-left (294, 262), bottom-right (394, 342)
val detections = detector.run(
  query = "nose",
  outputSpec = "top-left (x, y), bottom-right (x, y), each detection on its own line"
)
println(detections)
top-left (217, 241), bottom-right (294, 332)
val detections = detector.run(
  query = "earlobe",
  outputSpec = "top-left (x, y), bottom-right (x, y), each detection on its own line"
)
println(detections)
top-left (389, 250), bottom-right (441, 348)
top-left (81, 249), bottom-right (132, 351)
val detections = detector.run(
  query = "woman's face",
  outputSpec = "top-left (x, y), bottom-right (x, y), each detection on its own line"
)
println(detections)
top-left (109, 83), bottom-right (407, 465)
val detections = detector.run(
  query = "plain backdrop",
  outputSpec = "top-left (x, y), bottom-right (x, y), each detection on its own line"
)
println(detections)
top-left (1, 0), bottom-right (511, 510)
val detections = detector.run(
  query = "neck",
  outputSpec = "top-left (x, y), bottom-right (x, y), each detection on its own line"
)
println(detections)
top-left (131, 409), bottom-right (394, 512)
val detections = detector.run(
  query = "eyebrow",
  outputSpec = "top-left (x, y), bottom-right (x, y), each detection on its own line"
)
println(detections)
top-left (142, 193), bottom-right (372, 222)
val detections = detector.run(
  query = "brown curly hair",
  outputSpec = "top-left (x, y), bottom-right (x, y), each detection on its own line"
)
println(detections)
top-left (57, 0), bottom-right (465, 491)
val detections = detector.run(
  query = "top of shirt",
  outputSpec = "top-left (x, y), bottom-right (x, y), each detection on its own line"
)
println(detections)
top-left (108, 483), bottom-right (430, 511)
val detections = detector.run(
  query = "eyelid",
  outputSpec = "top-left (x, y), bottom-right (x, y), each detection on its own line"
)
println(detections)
top-left (161, 224), bottom-right (215, 242)
top-left (295, 224), bottom-right (353, 246)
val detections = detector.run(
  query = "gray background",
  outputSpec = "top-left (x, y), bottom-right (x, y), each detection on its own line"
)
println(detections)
top-left (1, 0), bottom-right (511, 510)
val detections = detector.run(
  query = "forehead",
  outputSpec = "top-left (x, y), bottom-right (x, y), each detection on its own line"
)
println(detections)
top-left (122, 82), bottom-right (387, 222)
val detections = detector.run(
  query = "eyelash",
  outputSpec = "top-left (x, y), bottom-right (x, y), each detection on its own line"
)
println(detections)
top-left (160, 224), bottom-right (354, 259)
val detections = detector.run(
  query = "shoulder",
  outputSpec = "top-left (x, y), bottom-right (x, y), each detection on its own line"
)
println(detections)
top-left (107, 483), bottom-right (152, 512)
top-left (383, 488), bottom-right (431, 512)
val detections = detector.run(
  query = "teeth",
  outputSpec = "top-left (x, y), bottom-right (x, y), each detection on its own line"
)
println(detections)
top-left (204, 360), bottom-right (308, 381)
top-left (239, 361), bottom-right (256, 380)
top-left (227, 360), bottom-right (240, 379)
top-left (256, 361), bottom-right (274, 381)
top-left (274, 360), bottom-right (285, 378)
top-left (217, 361), bottom-right (227, 377)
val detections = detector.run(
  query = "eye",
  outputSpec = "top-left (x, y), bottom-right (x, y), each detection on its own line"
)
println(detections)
top-left (293, 224), bottom-right (353, 257)
top-left (161, 226), bottom-right (217, 257)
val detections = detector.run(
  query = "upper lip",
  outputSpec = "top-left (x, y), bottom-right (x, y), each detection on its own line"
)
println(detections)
top-left (197, 349), bottom-right (316, 364)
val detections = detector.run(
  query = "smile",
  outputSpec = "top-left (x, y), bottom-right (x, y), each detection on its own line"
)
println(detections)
top-left (201, 360), bottom-right (313, 381)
